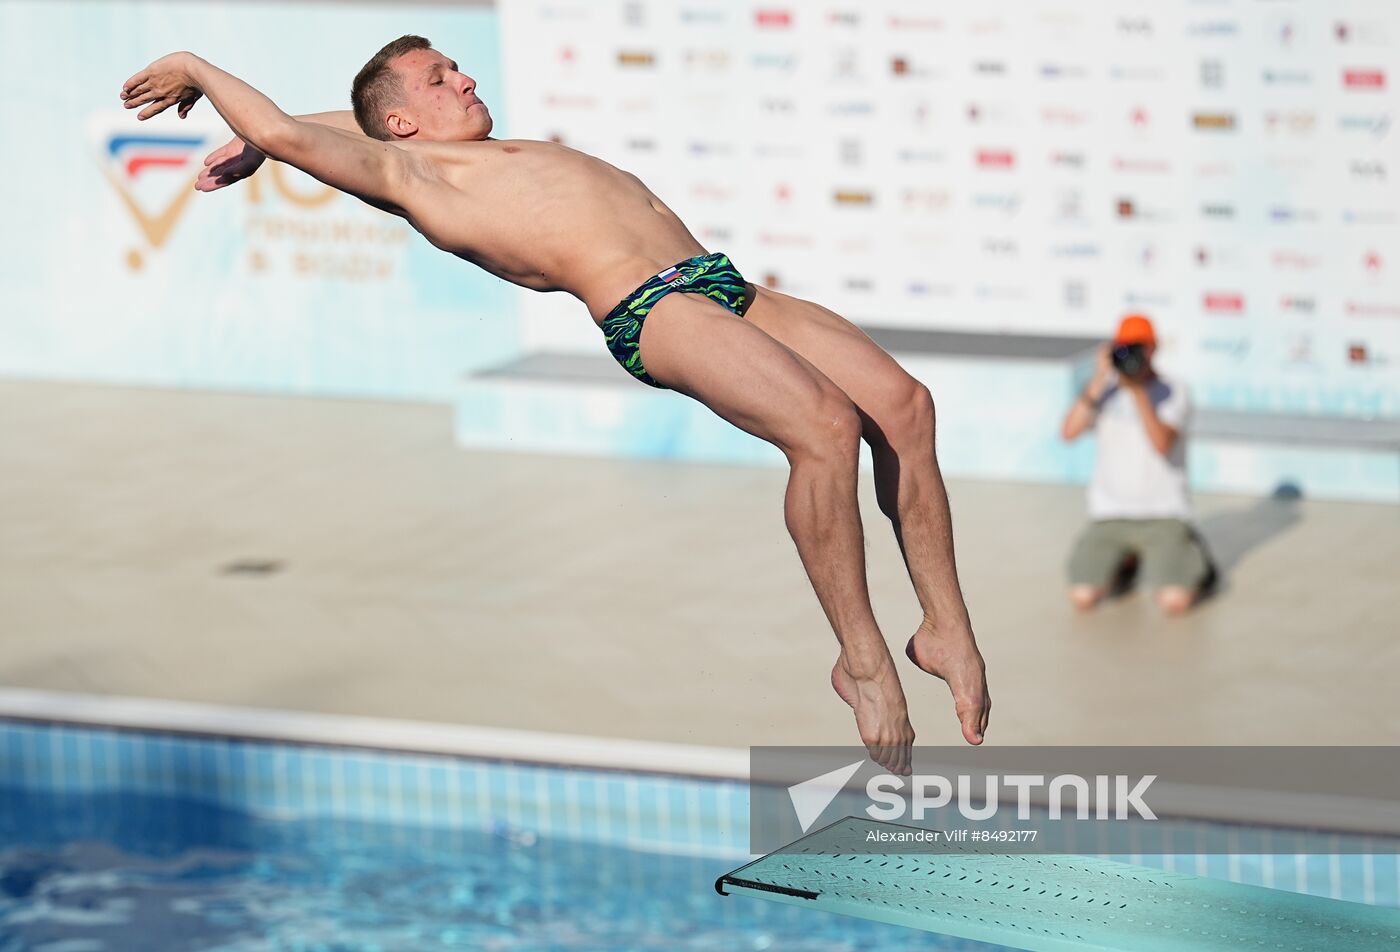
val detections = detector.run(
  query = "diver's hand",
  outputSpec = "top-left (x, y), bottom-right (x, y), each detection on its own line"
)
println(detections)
top-left (121, 51), bottom-right (205, 121)
top-left (196, 135), bottom-right (265, 192)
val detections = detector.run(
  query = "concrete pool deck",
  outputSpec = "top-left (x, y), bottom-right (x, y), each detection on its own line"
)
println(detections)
top-left (2, 377), bottom-right (1397, 751)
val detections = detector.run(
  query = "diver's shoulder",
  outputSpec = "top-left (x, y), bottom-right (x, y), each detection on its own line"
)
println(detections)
top-left (394, 136), bottom-right (560, 160)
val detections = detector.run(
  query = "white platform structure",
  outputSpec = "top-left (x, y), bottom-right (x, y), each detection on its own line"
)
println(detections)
top-left (455, 330), bottom-right (1400, 503)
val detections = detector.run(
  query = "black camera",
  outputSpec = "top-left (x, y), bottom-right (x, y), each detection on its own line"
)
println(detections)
top-left (1111, 343), bottom-right (1148, 379)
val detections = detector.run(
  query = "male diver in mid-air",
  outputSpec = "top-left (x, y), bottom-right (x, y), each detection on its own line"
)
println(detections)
top-left (121, 37), bottom-right (990, 773)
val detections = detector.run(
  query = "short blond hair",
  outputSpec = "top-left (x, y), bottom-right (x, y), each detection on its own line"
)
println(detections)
top-left (352, 35), bottom-right (432, 140)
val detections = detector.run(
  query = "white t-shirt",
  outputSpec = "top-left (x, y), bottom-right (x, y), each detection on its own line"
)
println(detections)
top-left (1087, 374), bottom-right (1191, 520)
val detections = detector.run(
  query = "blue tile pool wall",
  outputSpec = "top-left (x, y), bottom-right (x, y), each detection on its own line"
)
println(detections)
top-left (3, 720), bottom-right (1397, 909)
top-left (0, 721), bottom-right (749, 859)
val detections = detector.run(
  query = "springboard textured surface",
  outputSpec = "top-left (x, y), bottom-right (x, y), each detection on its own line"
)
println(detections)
top-left (717, 817), bottom-right (1400, 952)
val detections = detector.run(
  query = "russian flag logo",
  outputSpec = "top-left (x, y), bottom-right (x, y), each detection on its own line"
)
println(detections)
top-left (91, 113), bottom-right (219, 260)
top-left (658, 265), bottom-right (686, 285)
top-left (107, 132), bottom-right (208, 179)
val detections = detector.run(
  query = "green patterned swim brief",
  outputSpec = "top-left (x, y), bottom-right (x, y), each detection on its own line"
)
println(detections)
top-left (600, 252), bottom-right (752, 389)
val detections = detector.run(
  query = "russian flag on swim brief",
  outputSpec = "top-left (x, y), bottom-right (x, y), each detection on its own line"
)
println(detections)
top-left (658, 265), bottom-right (687, 285)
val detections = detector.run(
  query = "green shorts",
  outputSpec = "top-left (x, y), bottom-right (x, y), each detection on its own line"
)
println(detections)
top-left (1067, 518), bottom-right (1211, 590)
top-left (600, 252), bottom-right (751, 389)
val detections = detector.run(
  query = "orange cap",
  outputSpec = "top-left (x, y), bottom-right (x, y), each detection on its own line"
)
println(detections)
top-left (1113, 314), bottom-right (1156, 346)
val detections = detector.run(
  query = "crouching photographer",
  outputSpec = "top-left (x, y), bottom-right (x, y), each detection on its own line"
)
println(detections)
top-left (1060, 314), bottom-right (1215, 616)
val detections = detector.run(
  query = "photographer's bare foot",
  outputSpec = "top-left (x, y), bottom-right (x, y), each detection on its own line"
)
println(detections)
top-left (905, 617), bottom-right (990, 745)
top-left (832, 657), bottom-right (915, 775)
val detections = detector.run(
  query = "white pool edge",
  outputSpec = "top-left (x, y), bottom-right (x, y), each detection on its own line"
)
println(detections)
top-left (0, 687), bottom-right (750, 780)
top-left (4, 688), bottom-right (1399, 842)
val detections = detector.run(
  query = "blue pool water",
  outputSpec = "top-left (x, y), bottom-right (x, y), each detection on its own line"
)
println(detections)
top-left (0, 721), bottom-right (1004, 951)
top-left (0, 785), bottom-right (998, 951)
top-left (1, 720), bottom-right (1395, 951)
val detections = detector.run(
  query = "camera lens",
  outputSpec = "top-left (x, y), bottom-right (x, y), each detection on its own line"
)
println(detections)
top-left (1112, 344), bottom-right (1147, 378)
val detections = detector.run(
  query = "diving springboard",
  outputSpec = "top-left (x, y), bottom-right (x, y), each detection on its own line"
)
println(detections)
top-left (716, 817), bottom-right (1400, 951)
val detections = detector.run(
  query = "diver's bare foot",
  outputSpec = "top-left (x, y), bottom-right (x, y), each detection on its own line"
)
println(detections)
top-left (905, 617), bottom-right (990, 745)
top-left (831, 659), bottom-right (859, 708)
top-left (832, 655), bottom-right (915, 775)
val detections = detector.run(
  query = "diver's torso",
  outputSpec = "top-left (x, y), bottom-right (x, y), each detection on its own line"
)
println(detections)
top-left (400, 138), bottom-right (710, 323)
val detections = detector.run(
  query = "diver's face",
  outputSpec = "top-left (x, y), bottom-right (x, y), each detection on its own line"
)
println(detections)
top-left (386, 48), bottom-right (492, 141)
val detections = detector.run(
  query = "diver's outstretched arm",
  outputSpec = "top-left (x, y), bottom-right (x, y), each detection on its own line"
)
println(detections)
top-left (197, 113), bottom-right (366, 193)
top-left (122, 53), bottom-right (420, 211)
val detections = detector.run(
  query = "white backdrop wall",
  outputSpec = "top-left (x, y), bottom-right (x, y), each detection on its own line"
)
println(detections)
top-left (501, 1), bottom-right (1400, 418)
top-left (0, 1), bottom-right (514, 400)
